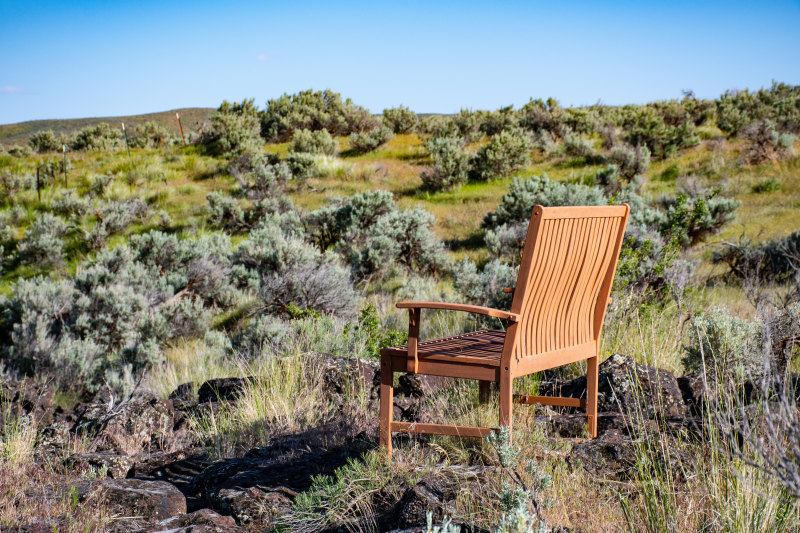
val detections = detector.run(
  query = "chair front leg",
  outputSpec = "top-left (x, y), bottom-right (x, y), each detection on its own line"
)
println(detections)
top-left (499, 367), bottom-right (513, 432)
top-left (380, 354), bottom-right (394, 458)
top-left (586, 355), bottom-right (599, 438)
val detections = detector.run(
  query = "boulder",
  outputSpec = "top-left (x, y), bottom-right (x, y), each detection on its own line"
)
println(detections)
top-left (67, 452), bottom-right (136, 478)
top-left (210, 487), bottom-right (292, 527)
top-left (139, 508), bottom-right (242, 532)
top-left (198, 378), bottom-right (253, 404)
top-left (81, 478), bottom-right (186, 531)
top-left (539, 354), bottom-right (686, 420)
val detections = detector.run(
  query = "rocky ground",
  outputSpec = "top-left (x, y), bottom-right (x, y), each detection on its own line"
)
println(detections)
top-left (0, 353), bottom-right (767, 532)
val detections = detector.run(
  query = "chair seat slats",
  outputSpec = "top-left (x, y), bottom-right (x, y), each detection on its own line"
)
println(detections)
top-left (383, 329), bottom-right (505, 366)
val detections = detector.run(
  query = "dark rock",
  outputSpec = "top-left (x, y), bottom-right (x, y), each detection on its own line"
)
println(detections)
top-left (395, 481), bottom-right (456, 529)
top-left (397, 374), bottom-right (450, 398)
top-left (169, 382), bottom-right (196, 403)
top-left (67, 452), bottom-right (136, 478)
top-left (677, 372), bottom-right (711, 417)
top-left (74, 392), bottom-right (175, 455)
top-left (211, 487), bottom-right (292, 527)
top-left (198, 378), bottom-right (252, 404)
top-left (567, 428), bottom-right (636, 480)
top-left (538, 354), bottom-right (686, 420)
top-left (320, 354), bottom-right (379, 398)
top-left (83, 478), bottom-right (186, 530)
top-left (140, 508), bottom-right (242, 532)
top-left (0, 378), bottom-right (54, 427)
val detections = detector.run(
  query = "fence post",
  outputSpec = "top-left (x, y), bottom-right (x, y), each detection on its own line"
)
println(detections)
top-left (62, 144), bottom-right (68, 188)
top-left (176, 112), bottom-right (186, 147)
top-left (36, 166), bottom-right (41, 202)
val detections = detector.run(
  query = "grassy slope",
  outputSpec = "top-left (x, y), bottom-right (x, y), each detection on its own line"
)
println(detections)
top-left (0, 107), bottom-right (214, 145)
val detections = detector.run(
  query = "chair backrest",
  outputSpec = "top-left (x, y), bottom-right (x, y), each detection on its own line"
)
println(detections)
top-left (508, 204), bottom-right (629, 359)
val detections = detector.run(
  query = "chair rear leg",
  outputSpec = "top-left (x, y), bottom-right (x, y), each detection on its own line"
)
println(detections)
top-left (479, 380), bottom-right (491, 404)
top-left (586, 355), bottom-right (599, 438)
top-left (380, 355), bottom-right (394, 458)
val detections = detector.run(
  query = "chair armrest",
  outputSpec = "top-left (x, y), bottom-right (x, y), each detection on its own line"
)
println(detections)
top-left (396, 301), bottom-right (519, 322)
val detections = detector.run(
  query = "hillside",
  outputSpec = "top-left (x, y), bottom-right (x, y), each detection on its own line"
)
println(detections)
top-left (0, 107), bottom-right (214, 145)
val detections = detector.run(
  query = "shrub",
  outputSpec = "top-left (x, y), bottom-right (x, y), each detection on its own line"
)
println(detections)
top-left (684, 306), bottom-right (760, 381)
top-left (481, 106), bottom-right (519, 136)
top-left (305, 190), bottom-right (395, 251)
top-left (70, 123), bottom-right (122, 151)
top-left (451, 109), bottom-right (484, 142)
top-left (88, 198), bottom-right (149, 248)
top-left (285, 152), bottom-right (317, 179)
top-left (89, 173), bottom-right (114, 197)
top-left (129, 121), bottom-right (173, 148)
top-left (562, 132), bottom-right (595, 158)
top-left (348, 126), bottom-right (394, 154)
top-left (471, 129), bottom-right (532, 181)
top-left (419, 115), bottom-right (461, 139)
top-left (5, 145), bottom-right (32, 158)
top-left (198, 99), bottom-right (262, 158)
top-left (351, 208), bottom-right (447, 279)
top-left (29, 130), bottom-right (65, 153)
top-left (289, 128), bottom-right (337, 155)
top-left (343, 304), bottom-right (407, 359)
top-left (752, 178), bottom-right (781, 193)
top-left (16, 213), bottom-right (68, 268)
top-left (482, 174), bottom-right (606, 229)
top-left (0, 170), bottom-right (27, 200)
top-left (620, 106), bottom-right (699, 159)
top-left (712, 231), bottom-right (800, 282)
top-left (607, 143), bottom-right (651, 179)
top-left (561, 107), bottom-right (599, 135)
top-left (743, 119), bottom-right (795, 164)
top-left (716, 82), bottom-right (800, 137)
top-left (452, 259), bottom-right (517, 326)
top-left (659, 192), bottom-right (740, 247)
top-left (382, 105), bottom-right (418, 134)
top-left (229, 151), bottom-right (291, 200)
top-left (485, 222), bottom-right (528, 261)
top-left (51, 189), bottom-right (90, 219)
top-left (260, 89), bottom-right (375, 142)
top-left (518, 97), bottom-right (564, 137)
top-left (420, 136), bottom-right (472, 191)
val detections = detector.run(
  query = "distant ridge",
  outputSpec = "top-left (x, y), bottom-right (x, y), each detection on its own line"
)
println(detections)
top-left (0, 108), bottom-right (215, 145)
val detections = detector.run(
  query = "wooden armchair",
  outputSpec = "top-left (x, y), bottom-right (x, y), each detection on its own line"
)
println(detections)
top-left (379, 204), bottom-right (630, 457)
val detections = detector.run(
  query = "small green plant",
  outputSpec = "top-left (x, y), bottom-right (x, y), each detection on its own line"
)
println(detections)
top-left (343, 304), bottom-right (407, 358)
top-left (752, 178), bottom-right (781, 193)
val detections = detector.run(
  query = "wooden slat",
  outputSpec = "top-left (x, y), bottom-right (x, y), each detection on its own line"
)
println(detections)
top-left (514, 394), bottom-right (586, 408)
top-left (391, 422), bottom-right (495, 438)
top-left (396, 301), bottom-right (519, 321)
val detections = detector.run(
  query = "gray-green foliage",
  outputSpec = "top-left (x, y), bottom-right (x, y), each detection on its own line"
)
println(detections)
top-left (743, 119), bottom-right (796, 164)
top-left (350, 207), bottom-right (447, 279)
top-left (51, 189), bottom-right (90, 220)
top-left (382, 105), bottom-right (418, 134)
top-left (229, 151), bottom-right (292, 201)
top-left (285, 152), bottom-right (317, 180)
top-left (29, 130), bottom-right (65, 153)
top-left (562, 132), bottom-right (595, 158)
top-left (716, 82), bottom-right (800, 137)
top-left (619, 105), bottom-right (699, 159)
top-left (518, 98), bottom-right (564, 137)
top-left (608, 143), bottom-right (651, 179)
top-left (129, 121), bottom-right (173, 149)
top-left (289, 128), bottom-right (337, 156)
top-left (0, 170), bottom-right (28, 201)
top-left (452, 259), bottom-right (517, 327)
top-left (472, 130), bottom-right (532, 181)
top-left (17, 213), bottom-right (68, 268)
top-left (348, 126), bottom-right (393, 154)
top-left (684, 306), bottom-right (761, 381)
top-left (199, 99), bottom-right (262, 158)
top-left (305, 190), bottom-right (395, 251)
top-left (481, 106), bottom-right (520, 136)
top-left (658, 191), bottom-right (740, 247)
top-left (231, 223), bottom-right (358, 317)
top-left (70, 123), bottom-right (122, 151)
top-left (207, 191), bottom-right (299, 234)
top-left (421, 136), bottom-right (472, 191)
top-left (1, 232), bottom-right (235, 396)
top-left (712, 230), bottom-right (800, 282)
top-left (260, 89), bottom-right (376, 142)
top-left (482, 175), bottom-right (606, 229)
top-left (89, 198), bottom-right (149, 249)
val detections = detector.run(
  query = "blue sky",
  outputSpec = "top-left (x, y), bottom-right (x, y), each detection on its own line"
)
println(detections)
top-left (1, 0), bottom-right (798, 124)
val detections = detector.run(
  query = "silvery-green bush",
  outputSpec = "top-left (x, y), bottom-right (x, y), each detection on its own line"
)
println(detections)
top-left (382, 105), bottom-right (418, 134)
top-left (348, 126), bottom-right (393, 154)
top-left (70, 122), bottom-right (122, 151)
top-left (608, 143), bottom-right (651, 179)
top-left (305, 190), bottom-right (395, 251)
top-left (472, 129), bottom-right (532, 182)
top-left (17, 213), bottom-right (68, 268)
top-left (684, 306), bottom-right (761, 381)
top-left (289, 128), bottom-right (337, 156)
top-left (421, 136), bottom-right (472, 191)
top-left (198, 99), bottom-right (262, 158)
